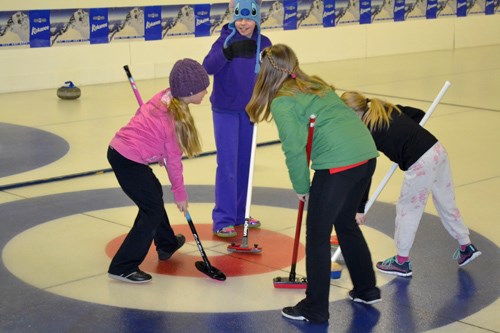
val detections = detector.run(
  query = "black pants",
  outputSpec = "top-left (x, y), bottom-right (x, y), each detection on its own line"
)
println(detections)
top-left (297, 158), bottom-right (377, 322)
top-left (107, 147), bottom-right (178, 275)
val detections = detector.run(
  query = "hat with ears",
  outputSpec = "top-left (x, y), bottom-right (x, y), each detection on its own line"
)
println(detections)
top-left (169, 58), bottom-right (209, 98)
top-left (224, 0), bottom-right (262, 74)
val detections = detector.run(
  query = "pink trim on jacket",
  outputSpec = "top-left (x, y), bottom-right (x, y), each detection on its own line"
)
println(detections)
top-left (110, 89), bottom-right (187, 202)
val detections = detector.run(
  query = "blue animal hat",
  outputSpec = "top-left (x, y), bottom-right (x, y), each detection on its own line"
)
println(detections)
top-left (224, 0), bottom-right (262, 73)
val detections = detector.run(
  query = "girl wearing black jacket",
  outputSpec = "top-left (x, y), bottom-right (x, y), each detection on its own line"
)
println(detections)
top-left (341, 91), bottom-right (481, 277)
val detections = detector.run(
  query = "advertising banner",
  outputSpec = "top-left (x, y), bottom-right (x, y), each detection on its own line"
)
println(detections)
top-left (297, 0), bottom-right (323, 28)
top-left (108, 7), bottom-right (144, 42)
top-left (372, 0), bottom-right (395, 21)
top-left (162, 5), bottom-right (195, 38)
top-left (323, 0), bottom-right (336, 27)
top-left (336, 0), bottom-right (360, 25)
top-left (485, 0), bottom-right (495, 14)
top-left (209, 3), bottom-right (231, 34)
top-left (284, 0), bottom-right (299, 30)
top-left (50, 9), bottom-right (90, 46)
top-left (436, 0), bottom-right (455, 17)
top-left (0, 11), bottom-right (30, 48)
top-left (360, 0), bottom-right (372, 23)
top-left (406, 0), bottom-right (427, 19)
top-left (0, 2), bottom-right (497, 49)
top-left (90, 8), bottom-right (108, 44)
top-left (426, 0), bottom-right (438, 18)
top-left (394, 0), bottom-right (406, 20)
top-left (30, 10), bottom-right (50, 48)
top-left (195, 4), bottom-right (211, 37)
top-left (261, 0), bottom-right (285, 30)
top-left (457, 0), bottom-right (468, 16)
top-left (468, 0), bottom-right (488, 14)
top-left (144, 6), bottom-right (162, 41)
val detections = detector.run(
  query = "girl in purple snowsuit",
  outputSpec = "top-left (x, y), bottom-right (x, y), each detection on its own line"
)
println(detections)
top-left (203, 0), bottom-right (272, 238)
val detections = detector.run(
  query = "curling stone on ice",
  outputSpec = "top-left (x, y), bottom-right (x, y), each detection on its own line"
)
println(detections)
top-left (331, 262), bottom-right (342, 279)
top-left (57, 81), bottom-right (81, 100)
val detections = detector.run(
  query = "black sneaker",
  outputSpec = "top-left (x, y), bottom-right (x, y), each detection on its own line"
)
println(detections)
top-left (349, 288), bottom-right (382, 304)
top-left (281, 306), bottom-right (309, 322)
top-left (157, 234), bottom-right (185, 261)
top-left (108, 270), bottom-right (152, 284)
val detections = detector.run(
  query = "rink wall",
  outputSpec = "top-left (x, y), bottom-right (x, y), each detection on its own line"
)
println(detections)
top-left (0, 0), bottom-right (499, 93)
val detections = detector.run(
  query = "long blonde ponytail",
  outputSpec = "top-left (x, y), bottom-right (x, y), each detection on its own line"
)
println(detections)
top-left (341, 91), bottom-right (401, 131)
top-left (168, 97), bottom-right (202, 158)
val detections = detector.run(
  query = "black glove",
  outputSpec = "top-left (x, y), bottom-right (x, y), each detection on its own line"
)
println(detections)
top-left (223, 39), bottom-right (257, 61)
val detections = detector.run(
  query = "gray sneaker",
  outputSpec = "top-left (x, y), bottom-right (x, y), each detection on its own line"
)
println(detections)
top-left (376, 256), bottom-right (412, 277)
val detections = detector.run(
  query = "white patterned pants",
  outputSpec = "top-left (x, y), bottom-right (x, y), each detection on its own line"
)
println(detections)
top-left (395, 142), bottom-right (471, 257)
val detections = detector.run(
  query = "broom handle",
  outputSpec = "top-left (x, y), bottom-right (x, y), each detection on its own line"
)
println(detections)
top-left (124, 65), bottom-right (144, 106)
top-left (289, 114), bottom-right (316, 281)
top-left (241, 124), bottom-right (258, 248)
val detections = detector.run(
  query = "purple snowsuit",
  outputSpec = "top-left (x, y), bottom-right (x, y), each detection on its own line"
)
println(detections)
top-left (202, 24), bottom-right (271, 231)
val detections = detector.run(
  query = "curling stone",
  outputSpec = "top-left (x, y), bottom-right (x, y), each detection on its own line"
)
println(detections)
top-left (57, 81), bottom-right (81, 100)
top-left (331, 262), bottom-right (343, 279)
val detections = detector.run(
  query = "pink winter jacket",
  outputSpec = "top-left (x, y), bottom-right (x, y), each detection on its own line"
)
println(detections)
top-left (110, 89), bottom-right (187, 202)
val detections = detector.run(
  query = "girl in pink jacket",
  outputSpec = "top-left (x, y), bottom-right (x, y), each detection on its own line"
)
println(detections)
top-left (107, 59), bottom-right (209, 283)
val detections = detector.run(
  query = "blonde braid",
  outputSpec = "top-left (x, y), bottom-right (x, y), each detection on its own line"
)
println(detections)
top-left (265, 50), bottom-right (296, 78)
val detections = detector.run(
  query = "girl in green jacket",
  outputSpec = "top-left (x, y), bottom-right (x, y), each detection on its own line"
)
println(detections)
top-left (246, 44), bottom-right (381, 323)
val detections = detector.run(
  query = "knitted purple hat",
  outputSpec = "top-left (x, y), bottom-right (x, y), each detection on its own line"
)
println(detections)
top-left (169, 58), bottom-right (210, 98)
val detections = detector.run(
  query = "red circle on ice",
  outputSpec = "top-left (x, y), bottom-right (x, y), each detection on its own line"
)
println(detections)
top-left (105, 224), bottom-right (304, 277)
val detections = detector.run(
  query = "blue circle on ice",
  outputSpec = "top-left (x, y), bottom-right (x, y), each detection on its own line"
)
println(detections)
top-left (0, 123), bottom-right (69, 178)
top-left (0, 185), bottom-right (497, 332)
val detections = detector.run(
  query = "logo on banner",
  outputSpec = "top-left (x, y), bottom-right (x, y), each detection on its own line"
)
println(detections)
top-left (323, 0), bottom-right (336, 27)
top-left (456, 0), bottom-right (468, 16)
top-left (90, 8), bottom-right (108, 44)
top-left (284, 0), bottom-right (298, 30)
top-left (360, 0), bottom-right (372, 23)
top-left (426, 0), bottom-right (438, 18)
top-left (145, 6), bottom-right (162, 40)
top-left (29, 10), bottom-right (50, 48)
top-left (394, 0), bottom-right (406, 21)
top-left (195, 4), bottom-right (211, 37)
top-left (485, 0), bottom-right (495, 14)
